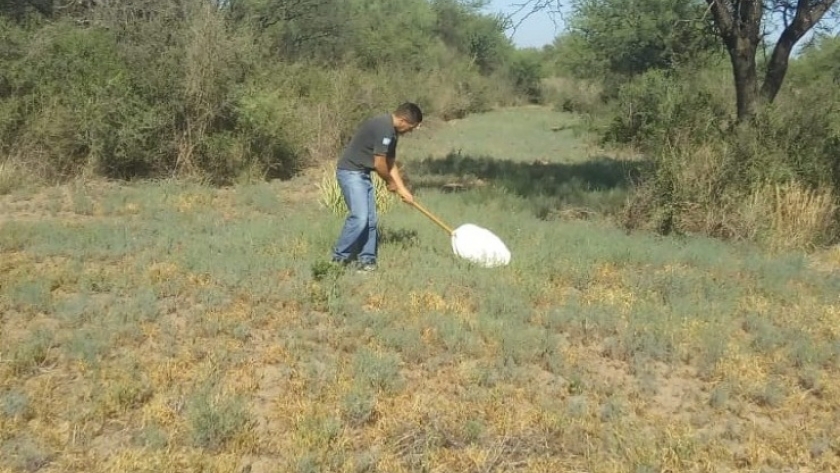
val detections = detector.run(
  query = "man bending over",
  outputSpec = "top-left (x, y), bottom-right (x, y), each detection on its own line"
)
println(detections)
top-left (331, 102), bottom-right (423, 272)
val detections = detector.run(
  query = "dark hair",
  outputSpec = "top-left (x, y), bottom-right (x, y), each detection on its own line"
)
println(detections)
top-left (394, 102), bottom-right (423, 125)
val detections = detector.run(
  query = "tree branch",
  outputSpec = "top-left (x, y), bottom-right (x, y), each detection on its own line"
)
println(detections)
top-left (706, 0), bottom-right (735, 39)
top-left (507, 0), bottom-right (565, 39)
top-left (761, 0), bottom-right (837, 100)
top-left (741, 0), bottom-right (764, 39)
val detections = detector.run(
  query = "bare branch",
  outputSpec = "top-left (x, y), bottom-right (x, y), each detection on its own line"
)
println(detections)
top-left (506, 0), bottom-right (566, 39)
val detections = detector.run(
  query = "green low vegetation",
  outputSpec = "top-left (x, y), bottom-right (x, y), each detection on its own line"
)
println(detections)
top-left (3, 107), bottom-right (840, 472)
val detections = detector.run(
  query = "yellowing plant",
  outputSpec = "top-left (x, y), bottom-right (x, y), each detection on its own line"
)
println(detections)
top-left (318, 163), bottom-right (397, 216)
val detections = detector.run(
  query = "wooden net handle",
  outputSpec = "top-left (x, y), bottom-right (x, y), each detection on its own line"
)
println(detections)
top-left (410, 201), bottom-right (455, 235)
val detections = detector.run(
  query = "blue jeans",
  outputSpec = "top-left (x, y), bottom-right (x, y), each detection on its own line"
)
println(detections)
top-left (332, 169), bottom-right (378, 264)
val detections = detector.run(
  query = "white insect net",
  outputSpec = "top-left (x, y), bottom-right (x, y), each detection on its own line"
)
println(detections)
top-left (451, 224), bottom-right (511, 268)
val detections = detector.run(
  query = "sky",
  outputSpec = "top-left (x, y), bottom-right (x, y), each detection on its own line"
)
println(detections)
top-left (483, 0), bottom-right (571, 49)
top-left (483, 2), bottom-right (837, 51)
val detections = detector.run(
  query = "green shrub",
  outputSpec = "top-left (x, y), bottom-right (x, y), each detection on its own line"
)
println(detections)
top-left (0, 0), bottom-right (540, 184)
top-left (602, 68), bottom-right (730, 148)
top-left (506, 49), bottom-right (545, 104)
top-left (617, 66), bottom-right (840, 249)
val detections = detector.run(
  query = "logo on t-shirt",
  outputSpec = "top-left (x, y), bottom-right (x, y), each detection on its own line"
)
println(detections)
top-left (382, 137), bottom-right (392, 146)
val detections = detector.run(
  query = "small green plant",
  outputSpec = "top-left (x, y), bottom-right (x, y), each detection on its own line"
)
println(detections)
top-left (433, 315), bottom-right (478, 355)
top-left (309, 260), bottom-right (344, 312)
top-left (311, 259), bottom-right (344, 282)
top-left (352, 348), bottom-right (403, 393)
top-left (1, 389), bottom-right (32, 420)
top-left (297, 414), bottom-right (343, 449)
top-left (498, 325), bottom-right (545, 366)
top-left (750, 379), bottom-right (788, 408)
top-left (6, 280), bottom-right (53, 313)
top-left (64, 328), bottom-right (110, 366)
top-left (599, 395), bottom-right (625, 422)
top-left (131, 424), bottom-right (169, 450)
top-left (566, 395), bottom-right (589, 418)
top-left (461, 419), bottom-right (486, 444)
top-left (708, 384), bottom-right (731, 410)
top-left (97, 373), bottom-right (154, 417)
top-left (115, 286), bottom-right (160, 323)
top-left (10, 329), bottom-right (55, 375)
top-left (187, 386), bottom-right (252, 451)
top-left (378, 325), bottom-right (428, 364)
top-left (0, 436), bottom-right (52, 473)
top-left (341, 384), bottom-right (377, 427)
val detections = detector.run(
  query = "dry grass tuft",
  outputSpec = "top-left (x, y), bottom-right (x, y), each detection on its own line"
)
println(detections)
top-left (743, 180), bottom-right (838, 251)
top-left (317, 162), bottom-right (397, 216)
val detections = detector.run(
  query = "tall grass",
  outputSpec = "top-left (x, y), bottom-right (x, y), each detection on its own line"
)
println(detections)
top-left (317, 162), bottom-right (398, 216)
top-left (0, 159), bottom-right (30, 195)
top-left (743, 180), bottom-right (838, 251)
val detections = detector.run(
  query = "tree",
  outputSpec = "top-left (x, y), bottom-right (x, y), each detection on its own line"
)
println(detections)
top-left (226, 0), bottom-right (347, 61)
top-left (708, 0), bottom-right (838, 120)
top-left (516, 0), bottom-right (839, 121)
top-left (432, 0), bottom-right (513, 74)
top-left (553, 0), bottom-right (718, 84)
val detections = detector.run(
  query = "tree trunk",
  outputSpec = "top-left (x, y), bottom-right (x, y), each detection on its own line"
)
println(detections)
top-left (727, 36), bottom-right (760, 121)
top-left (761, 2), bottom-right (837, 102)
top-left (705, 0), bottom-right (764, 122)
top-left (760, 29), bottom-right (798, 103)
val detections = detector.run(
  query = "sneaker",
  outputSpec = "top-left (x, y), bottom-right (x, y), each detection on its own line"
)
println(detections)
top-left (355, 262), bottom-right (378, 273)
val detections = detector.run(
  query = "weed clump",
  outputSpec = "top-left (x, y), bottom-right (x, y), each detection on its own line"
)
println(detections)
top-left (186, 386), bottom-right (252, 451)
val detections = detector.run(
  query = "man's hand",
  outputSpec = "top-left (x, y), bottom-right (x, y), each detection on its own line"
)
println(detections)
top-left (376, 154), bottom-right (413, 203)
top-left (397, 187), bottom-right (414, 204)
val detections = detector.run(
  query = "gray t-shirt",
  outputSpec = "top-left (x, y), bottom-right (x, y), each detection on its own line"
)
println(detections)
top-left (337, 113), bottom-right (398, 171)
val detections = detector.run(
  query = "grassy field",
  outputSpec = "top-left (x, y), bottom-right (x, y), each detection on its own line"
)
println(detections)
top-left (2, 106), bottom-right (840, 473)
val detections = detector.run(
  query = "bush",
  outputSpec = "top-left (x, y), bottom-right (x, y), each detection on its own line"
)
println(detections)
top-left (542, 76), bottom-right (605, 115)
top-left (601, 68), bottom-right (731, 148)
top-left (0, 0), bottom-right (537, 185)
top-left (3, 22), bottom-right (142, 179)
top-left (619, 69), bottom-right (840, 249)
top-left (506, 49), bottom-right (545, 104)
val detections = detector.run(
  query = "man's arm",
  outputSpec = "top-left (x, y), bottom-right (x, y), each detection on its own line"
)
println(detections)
top-left (373, 154), bottom-right (395, 187)
top-left (374, 154), bottom-right (413, 203)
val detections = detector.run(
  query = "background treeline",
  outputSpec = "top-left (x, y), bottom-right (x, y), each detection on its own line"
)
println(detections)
top-left (0, 0), bottom-right (543, 185)
top-left (539, 0), bottom-right (840, 249)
